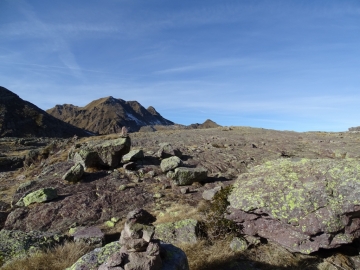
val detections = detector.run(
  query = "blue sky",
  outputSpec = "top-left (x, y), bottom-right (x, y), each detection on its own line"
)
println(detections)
top-left (1, 0), bottom-right (360, 131)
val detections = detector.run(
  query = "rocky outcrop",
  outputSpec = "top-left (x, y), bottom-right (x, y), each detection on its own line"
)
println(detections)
top-left (227, 158), bottom-right (360, 254)
top-left (0, 230), bottom-right (65, 263)
top-left (167, 167), bottom-right (208, 186)
top-left (46, 97), bottom-right (174, 134)
top-left (70, 137), bottom-right (131, 168)
top-left (0, 86), bottom-right (90, 138)
top-left (188, 119), bottom-right (221, 129)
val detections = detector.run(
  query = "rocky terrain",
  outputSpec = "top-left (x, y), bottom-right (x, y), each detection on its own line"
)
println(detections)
top-left (46, 97), bottom-right (174, 134)
top-left (1, 126), bottom-right (360, 269)
top-left (0, 87), bottom-right (90, 138)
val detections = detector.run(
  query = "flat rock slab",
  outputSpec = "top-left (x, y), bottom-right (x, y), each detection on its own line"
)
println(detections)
top-left (228, 158), bottom-right (360, 254)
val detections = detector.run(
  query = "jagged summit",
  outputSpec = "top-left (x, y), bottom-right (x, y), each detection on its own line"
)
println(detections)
top-left (47, 96), bottom-right (174, 135)
top-left (0, 87), bottom-right (90, 138)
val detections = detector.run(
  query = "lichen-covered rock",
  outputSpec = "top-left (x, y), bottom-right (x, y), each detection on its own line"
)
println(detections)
top-left (227, 158), bottom-right (360, 254)
top-left (160, 156), bottom-right (183, 172)
top-left (23, 187), bottom-right (58, 206)
top-left (66, 241), bottom-right (122, 270)
top-left (155, 219), bottom-right (200, 244)
top-left (122, 149), bottom-right (144, 163)
top-left (71, 137), bottom-right (131, 168)
top-left (167, 167), bottom-right (208, 186)
top-left (62, 163), bottom-right (84, 182)
top-left (0, 230), bottom-right (65, 263)
top-left (230, 237), bottom-right (248, 252)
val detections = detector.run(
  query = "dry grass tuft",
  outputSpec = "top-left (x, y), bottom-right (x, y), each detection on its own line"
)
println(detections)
top-left (178, 239), bottom-right (241, 270)
top-left (1, 241), bottom-right (93, 270)
top-left (153, 203), bottom-right (201, 224)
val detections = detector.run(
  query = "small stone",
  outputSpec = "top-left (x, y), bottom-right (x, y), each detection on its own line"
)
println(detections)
top-left (111, 217), bottom-right (120, 223)
top-left (105, 221), bottom-right (115, 227)
top-left (181, 187), bottom-right (190, 194)
top-left (119, 185), bottom-right (127, 191)
top-left (202, 186), bottom-right (222, 200)
top-left (153, 193), bottom-right (164, 199)
top-left (230, 237), bottom-right (249, 252)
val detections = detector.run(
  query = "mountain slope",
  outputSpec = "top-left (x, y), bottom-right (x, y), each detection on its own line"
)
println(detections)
top-left (47, 96), bottom-right (174, 134)
top-left (0, 86), bottom-right (90, 138)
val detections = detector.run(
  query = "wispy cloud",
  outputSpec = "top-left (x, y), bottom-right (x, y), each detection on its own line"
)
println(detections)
top-left (4, 0), bottom-right (84, 79)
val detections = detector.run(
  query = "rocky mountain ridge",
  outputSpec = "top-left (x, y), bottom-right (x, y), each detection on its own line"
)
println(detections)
top-left (0, 87), bottom-right (89, 138)
top-left (46, 96), bottom-right (174, 134)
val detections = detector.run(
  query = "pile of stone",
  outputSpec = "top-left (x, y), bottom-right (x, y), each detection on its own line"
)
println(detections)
top-left (99, 209), bottom-right (161, 270)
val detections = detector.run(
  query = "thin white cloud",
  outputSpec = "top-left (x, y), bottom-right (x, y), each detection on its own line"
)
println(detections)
top-left (4, 0), bottom-right (84, 80)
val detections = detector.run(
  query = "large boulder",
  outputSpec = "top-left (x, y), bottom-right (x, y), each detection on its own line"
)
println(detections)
top-left (71, 137), bottom-right (131, 168)
top-left (0, 230), bottom-right (65, 263)
top-left (167, 167), bottom-right (208, 186)
top-left (227, 158), bottom-right (360, 254)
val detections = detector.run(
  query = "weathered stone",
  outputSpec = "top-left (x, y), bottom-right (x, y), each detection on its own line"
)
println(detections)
top-left (167, 167), bottom-right (208, 186)
top-left (160, 156), bottom-right (183, 172)
top-left (0, 230), bottom-right (65, 263)
top-left (62, 163), bottom-right (84, 182)
top-left (23, 187), bottom-right (58, 206)
top-left (230, 237), bottom-right (248, 252)
top-left (122, 149), bottom-right (144, 163)
top-left (155, 219), bottom-right (199, 244)
top-left (202, 186), bottom-right (222, 200)
top-left (156, 143), bottom-right (182, 159)
top-left (227, 158), bottom-right (360, 254)
top-left (72, 137), bottom-right (131, 168)
top-left (73, 226), bottom-right (104, 247)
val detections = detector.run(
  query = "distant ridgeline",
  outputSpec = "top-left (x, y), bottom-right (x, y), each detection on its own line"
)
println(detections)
top-left (348, 126), bottom-right (360, 131)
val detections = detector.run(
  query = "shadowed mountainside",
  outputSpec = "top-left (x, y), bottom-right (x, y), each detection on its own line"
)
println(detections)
top-left (0, 87), bottom-right (90, 138)
top-left (46, 96), bottom-right (174, 134)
